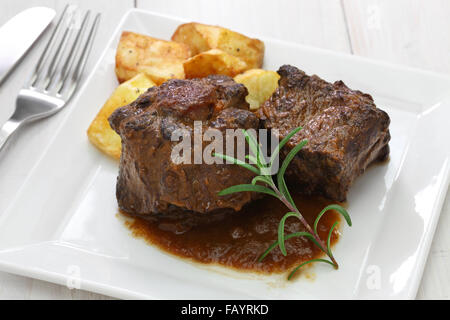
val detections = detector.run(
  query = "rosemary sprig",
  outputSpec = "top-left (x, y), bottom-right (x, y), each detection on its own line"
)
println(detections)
top-left (214, 127), bottom-right (352, 279)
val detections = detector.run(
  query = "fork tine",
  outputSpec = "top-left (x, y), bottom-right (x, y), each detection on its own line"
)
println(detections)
top-left (55, 11), bottom-right (91, 94)
top-left (72, 13), bottom-right (101, 83)
top-left (30, 4), bottom-right (72, 87)
top-left (64, 13), bottom-right (101, 98)
top-left (43, 24), bottom-right (73, 90)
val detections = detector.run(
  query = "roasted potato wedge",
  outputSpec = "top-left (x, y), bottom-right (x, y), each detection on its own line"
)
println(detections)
top-left (183, 49), bottom-right (248, 78)
top-left (234, 69), bottom-right (280, 110)
top-left (115, 31), bottom-right (191, 85)
top-left (87, 73), bottom-right (156, 159)
top-left (172, 22), bottom-right (264, 69)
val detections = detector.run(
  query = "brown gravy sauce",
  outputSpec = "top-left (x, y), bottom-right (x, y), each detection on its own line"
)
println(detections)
top-left (121, 194), bottom-right (343, 275)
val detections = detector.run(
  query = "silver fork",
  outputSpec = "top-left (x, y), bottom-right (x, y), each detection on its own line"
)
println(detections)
top-left (0, 5), bottom-right (100, 153)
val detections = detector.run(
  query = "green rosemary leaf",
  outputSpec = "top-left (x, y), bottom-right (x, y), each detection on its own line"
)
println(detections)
top-left (213, 152), bottom-right (260, 175)
top-left (258, 231), bottom-right (322, 262)
top-left (269, 126), bottom-right (303, 167)
top-left (313, 204), bottom-right (352, 235)
top-left (278, 212), bottom-right (298, 256)
top-left (278, 176), bottom-right (294, 207)
top-left (243, 129), bottom-right (266, 167)
top-left (276, 139), bottom-right (307, 205)
top-left (277, 139), bottom-right (308, 182)
top-left (246, 154), bottom-right (258, 165)
top-left (327, 221), bottom-right (339, 259)
top-left (251, 175), bottom-right (273, 187)
top-left (288, 259), bottom-right (336, 280)
top-left (243, 130), bottom-right (259, 159)
top-left (218, 184), bottom-right (278, 198)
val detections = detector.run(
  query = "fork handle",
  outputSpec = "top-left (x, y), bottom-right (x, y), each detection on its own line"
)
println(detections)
top-left (0, 118), bottom-right (22, 153)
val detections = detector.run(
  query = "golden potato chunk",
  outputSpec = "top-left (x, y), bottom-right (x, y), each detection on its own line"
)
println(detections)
top-left (87, 73), bottom-right (156, 159)
top-left (183, 49), bottom-right (248, 79)
top-left (172, 22), bottom-right (264, 69)
top-left (115, 31), bottom-right (191, 85)
top-left (234, 69), bottom-right (280, 110)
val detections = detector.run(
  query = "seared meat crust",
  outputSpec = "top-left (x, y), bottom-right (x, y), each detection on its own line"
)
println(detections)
top-left (258, 65), bottom-right (390, 201)
top-left (110, 75), bottom-right (260, 215)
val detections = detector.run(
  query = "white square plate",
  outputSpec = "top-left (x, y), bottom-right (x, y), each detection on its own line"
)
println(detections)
top-left (0, 9), bottom-right (449, 299)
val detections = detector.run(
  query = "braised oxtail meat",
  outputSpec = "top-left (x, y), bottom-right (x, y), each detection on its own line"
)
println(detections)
top-left (109, 75), bottom-right (260, 216)
top-left (258, 65), bottom-right (390, 201)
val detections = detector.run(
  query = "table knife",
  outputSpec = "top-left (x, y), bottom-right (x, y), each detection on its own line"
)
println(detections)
top-left (0, 7), bottom-right (55, 84)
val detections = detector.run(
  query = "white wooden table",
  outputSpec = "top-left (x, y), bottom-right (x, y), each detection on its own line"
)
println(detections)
top-left (0, 0), bottom-right (448, 300)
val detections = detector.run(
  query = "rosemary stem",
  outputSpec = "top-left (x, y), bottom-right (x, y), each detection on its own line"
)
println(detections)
top-left (270, 183), bottom-right (339, 268)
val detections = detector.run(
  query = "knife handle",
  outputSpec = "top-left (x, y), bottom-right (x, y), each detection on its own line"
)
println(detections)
top-left (0, 118), bottom-right (22, 153)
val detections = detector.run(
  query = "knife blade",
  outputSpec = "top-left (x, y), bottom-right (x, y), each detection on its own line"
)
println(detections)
top-left (0, 7), bottom-right (55, 84)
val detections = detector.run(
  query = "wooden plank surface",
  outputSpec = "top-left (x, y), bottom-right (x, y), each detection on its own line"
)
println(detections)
top-left (0, 0), bottom-right (448, 300)
top-left (137, 0), bottom-right (351, 53)
top-left (342, 0), bottom-right (450, 74)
